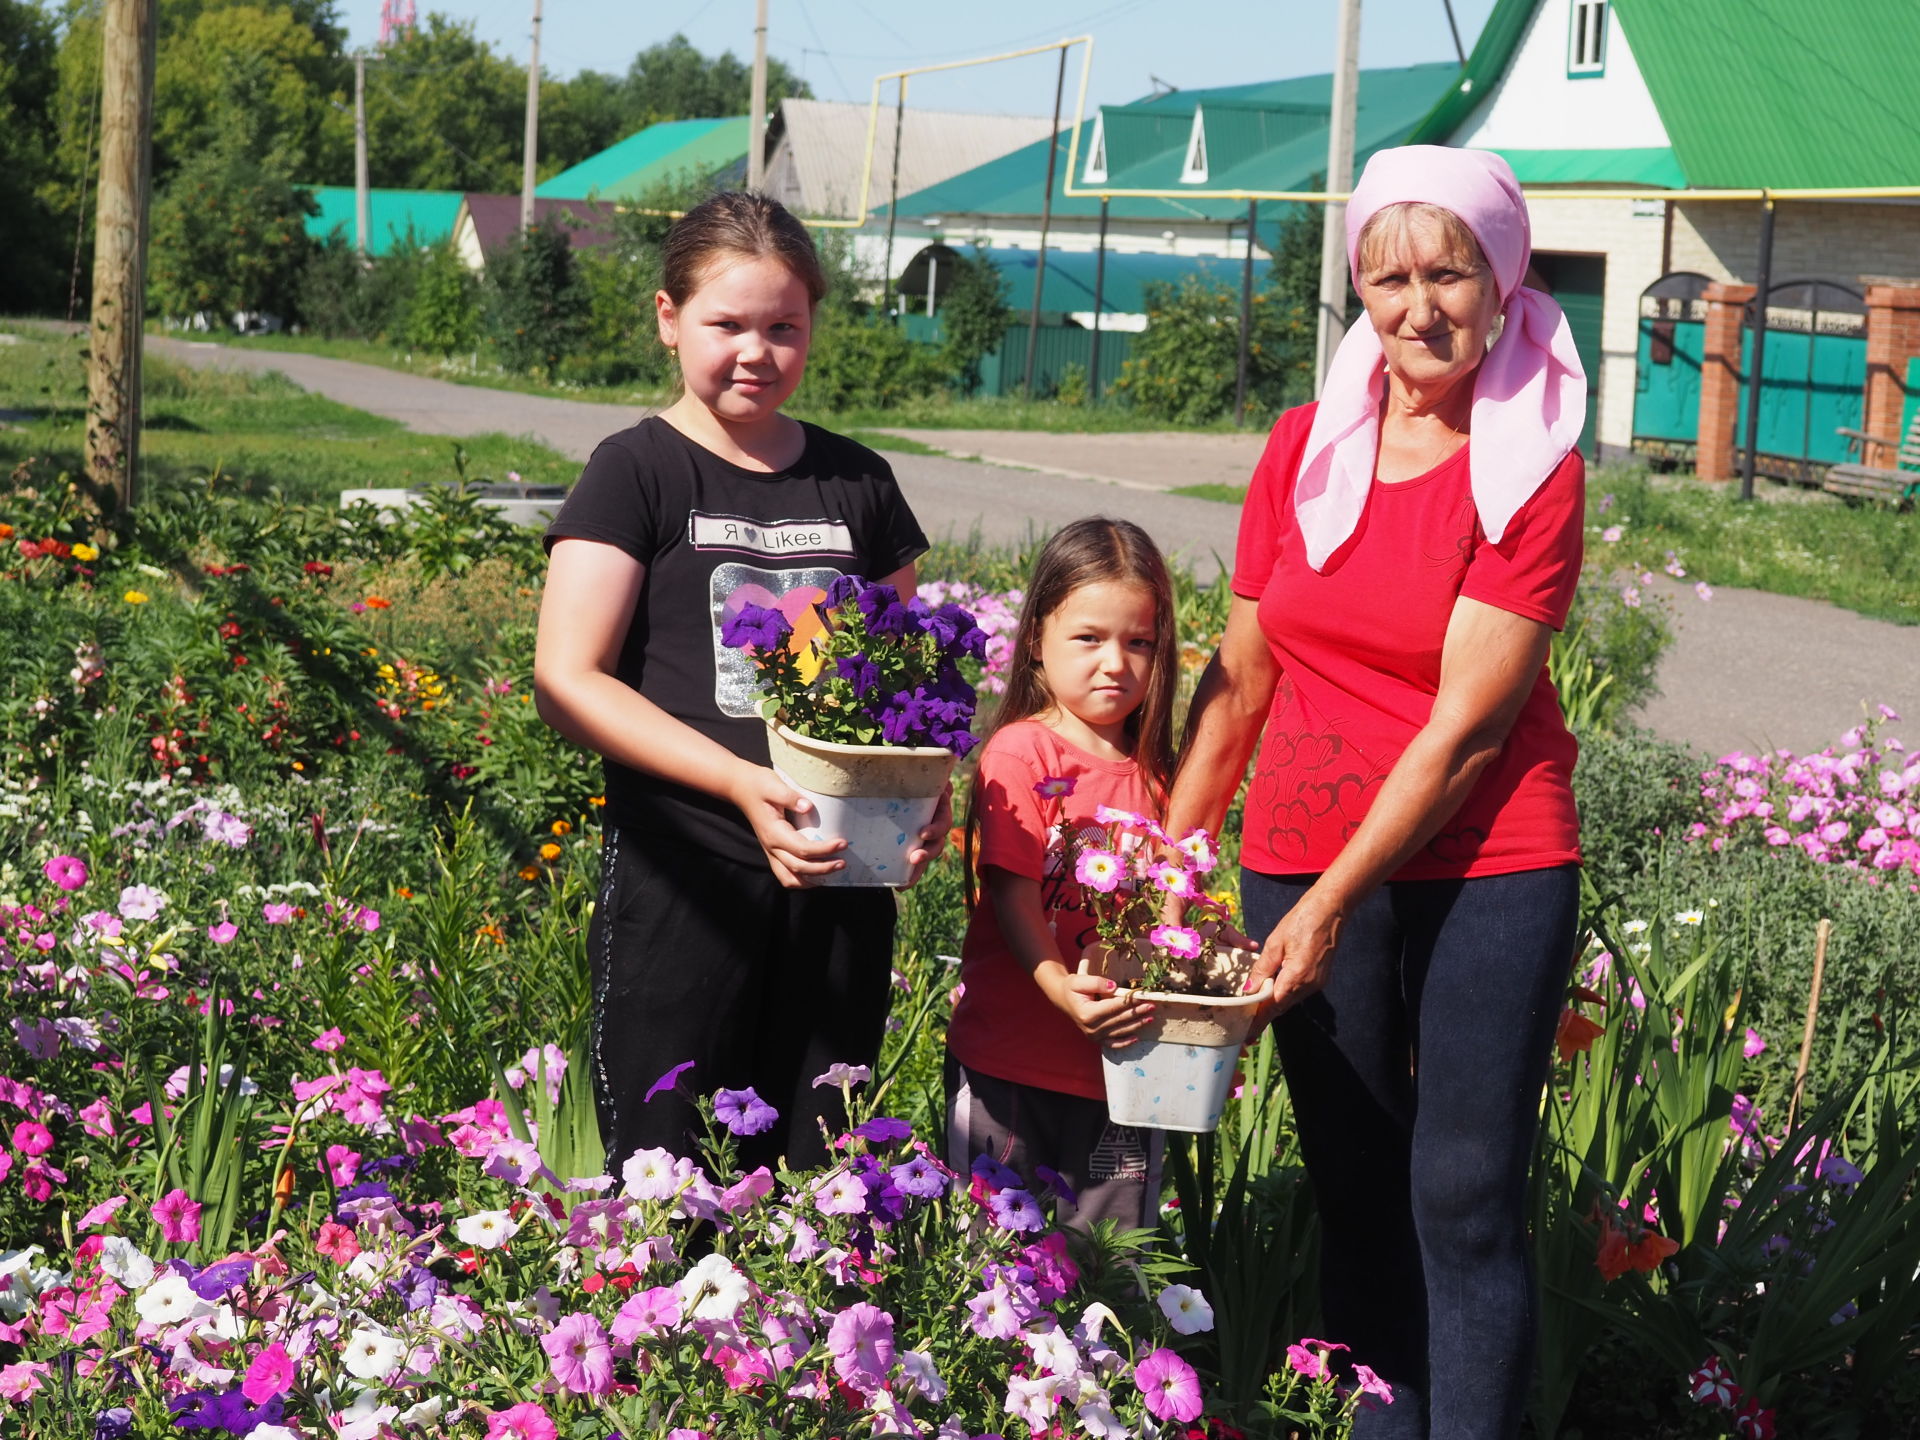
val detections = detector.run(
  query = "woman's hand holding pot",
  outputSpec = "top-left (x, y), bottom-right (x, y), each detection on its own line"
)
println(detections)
top-left (1251, 892), bottom-right (1345, 1019)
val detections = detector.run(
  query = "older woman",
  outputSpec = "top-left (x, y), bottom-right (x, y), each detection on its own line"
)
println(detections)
top-left (1165, 147), bottom-right (1587, 1438)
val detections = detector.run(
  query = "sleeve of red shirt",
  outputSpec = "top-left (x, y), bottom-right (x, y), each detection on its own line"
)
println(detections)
top-left (1231, 406), bottom-right (1314, 601)
top-left (972, 734), bottom-right (1050, 882)
top-left (1458, 447), bottom-right (1586, 630)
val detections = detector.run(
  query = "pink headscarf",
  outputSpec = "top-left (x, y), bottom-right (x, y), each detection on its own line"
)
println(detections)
top-left (1292, 145), bottom-right (1587, 571)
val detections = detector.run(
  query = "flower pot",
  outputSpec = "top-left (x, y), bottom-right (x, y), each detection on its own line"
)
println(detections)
top-left (765, 720), bottom-right (956, 888)
top-left (1088, 942), bottom-right (1272, 1133)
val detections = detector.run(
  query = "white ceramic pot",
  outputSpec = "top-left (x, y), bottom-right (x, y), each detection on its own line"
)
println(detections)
top-left (765, 720), bottom-right (956, 888)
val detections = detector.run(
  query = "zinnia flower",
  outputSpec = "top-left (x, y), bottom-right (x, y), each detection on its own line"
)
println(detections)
top-left (1134, 1347), bottom-right (1203, 1423)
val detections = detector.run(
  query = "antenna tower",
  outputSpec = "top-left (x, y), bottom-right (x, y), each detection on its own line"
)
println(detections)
top-left (378, 0), bottom-right (415, 47)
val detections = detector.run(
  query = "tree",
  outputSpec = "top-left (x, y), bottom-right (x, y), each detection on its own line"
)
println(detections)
top-left (1110, 276), bottom-right (1312, 425)
top-left (149, 147), bottom-right (317, 323)
top-left (564, 32), bottom-right (811, 147)
top-left (482, 220), bottom-right (587, 374)
top-left (0, 0), bottom-right (64, 312)
top-left (362, 14), bottom-right (525, 192)
top-left (937, 246), bottom-right (1012, 396)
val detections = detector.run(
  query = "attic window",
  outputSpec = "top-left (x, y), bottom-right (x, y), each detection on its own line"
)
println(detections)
top-left (1180, 107), bottom-right (1208, 184)
top-left (1083, 111), bottom-right (1108, 185)
top-left (1568, 0), bottom-right (1608, 76)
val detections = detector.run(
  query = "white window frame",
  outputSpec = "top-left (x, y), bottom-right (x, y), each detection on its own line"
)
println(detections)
top-left (1180, 106), bottom-right (1208, 184)
top-left (1567, 0), bottom-right (1608, 77)
top-left (1082, 111), bottom-right (1108, 185)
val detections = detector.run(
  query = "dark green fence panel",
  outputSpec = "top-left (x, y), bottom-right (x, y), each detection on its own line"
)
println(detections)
top-left (898, 315), bottom-right (1134, 400)
top-left (1735, 282), bottom-right (1866, 474)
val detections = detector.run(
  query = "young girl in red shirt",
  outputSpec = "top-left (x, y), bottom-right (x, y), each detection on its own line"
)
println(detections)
top-left (945, 517), bottom-right (1181, 1230)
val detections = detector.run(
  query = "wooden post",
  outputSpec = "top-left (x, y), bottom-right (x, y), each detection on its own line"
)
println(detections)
top-left (354, 51), bottom-right (371, 256)
top-left (520, 0), bottom-right (541, 232)
top-left (1786, 917), bottom-right (1831, 1135)
top-left (748, 0), bottom-right (769, 191)
top-left (85, 0), bottom-right (156, 513)
top-left (880, 78), bottom-right (907, 321)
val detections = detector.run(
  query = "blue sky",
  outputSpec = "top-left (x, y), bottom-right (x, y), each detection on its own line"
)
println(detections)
top-left (338, 0), bottom-right (1499, 116)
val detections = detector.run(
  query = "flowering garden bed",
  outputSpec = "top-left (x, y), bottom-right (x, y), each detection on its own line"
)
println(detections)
top-left (2, 439), bottom-right (1919, 1437)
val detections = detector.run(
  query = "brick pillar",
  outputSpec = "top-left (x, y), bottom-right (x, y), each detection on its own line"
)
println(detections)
top-left (1695, 282), bottom-right (1754, 483)
top-left (1863, 283), bottom-right (1920, 450)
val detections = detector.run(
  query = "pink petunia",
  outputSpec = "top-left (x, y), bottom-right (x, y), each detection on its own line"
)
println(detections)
top-left (610, 1285), bottom-right (681, 1343)
top-left (541, 1311), bottom-right (614, 1396)
top-left (1743, 1027), bottom-right (1766, 1059)
top-left (0, 1361), bottom-right (49, 1402)
top-left (1149, 862), bottom-right (1196, 897)
top-left (325, 1144), bottom-right (362, 1187)
top-left (315, 1220), bottom-right (361, 1264)
top-left (152, 1187), bottom-right (202, 1245)
top-left (12, 1121), bottom-right (53, 1157)
top-left (42, 856), bottom-right (88, 892)
top-left (78, 1194), bottom-right (128, 1230)
top-left (1286, 1336), bottom-right (1349, 1382)
top-left (261, 902), bottom-right (295, 925)
top-left (1148, 924), bottom-right (1204, 960)
top-left (826, 1301), bottom-right (895, 1394)
top-left (311, 1028), bottom-right (345, 1053)
top-left (1074, 849), bottom-right (1124, 894)
top-left (1354, 1363), bottom-right (1394, 1406)
top-left (485, 1403), bottom-right (559, 1440)
top-left (1032, 775), bottom-right (1076, 799)
top-left (1135, 1347), bottom-right (1204, 1423)
top-left (242, 1340), bottom-right (295, 1403)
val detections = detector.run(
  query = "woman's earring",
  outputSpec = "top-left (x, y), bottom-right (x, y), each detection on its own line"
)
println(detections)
top-left (669, 346), bottom-right (678, 359)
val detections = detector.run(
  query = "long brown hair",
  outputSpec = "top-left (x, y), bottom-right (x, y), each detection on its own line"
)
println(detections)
top-left (963, 517), bottom-right (1179, 908)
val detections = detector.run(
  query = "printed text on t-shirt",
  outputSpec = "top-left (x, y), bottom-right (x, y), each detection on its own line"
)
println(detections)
top-left (689, 512), bottom-right (854, 558)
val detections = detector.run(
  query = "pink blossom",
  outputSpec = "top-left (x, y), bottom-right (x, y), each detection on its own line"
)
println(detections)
top-left (79, 1195), bottom-right (128, 1230)
top-left (826, 1301), bottom-right (895, 1393)
top-left (1073, 849), bottom-right (1123, 894)
top-left (1135, 1347), bottom-right (1204, 1423)
top-left (485, 1403), bottom-right (559, 1440)
top-left (1148, 924), bottom-right (1203, 960)
top-left (42, 856), bottom-right (88, 892)
top-left (12, 1015), bottom-right (60, 1059)
top-left (12, 1121), bottom-right (53, 1157)
top-left (242, 1340), bottom-right (295, 1403)
top-left (354, 906), bottom-right (381, 933)
top-left (207, 921), bottom-right (238, 944)
top-left (611, 1286), bottom-right (681, 1342)
top-left (315, 1220), bottom-right (361, 1264)
top-left (117, 884), bottom-right (164, 920)
top-left (1354, 1363), bottom-right (1395, 1406)
top-left (152, 1188), bottom-right (202, 1244)
top-left (0, 1361), bottom-right (49, 1401)
top-left (325, 1144), bottom-right (362, 1187)
top-left (261, 902), bottom-right (295, 925)
top-left (1286, 1336), bottom-right (1349, 1382)
top-left (540, 1311), bottom-right (614, 1396)
top-left (1743, 1027), bottom-right (1766, 1059)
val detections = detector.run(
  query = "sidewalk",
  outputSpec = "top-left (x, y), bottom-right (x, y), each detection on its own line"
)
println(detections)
top-left (874, 428), bottom-right (1269, 493)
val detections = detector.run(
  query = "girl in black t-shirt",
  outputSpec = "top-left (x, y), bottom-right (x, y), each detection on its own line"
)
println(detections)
top-left (535, 192), bottom-right (948, 1177)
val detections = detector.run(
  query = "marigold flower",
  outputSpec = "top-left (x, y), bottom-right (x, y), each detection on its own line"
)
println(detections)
top-left (539, 843), bottom-right (562, 861)
top-left (122, 590), bottom-right (148, 604)
top-left (71, 542), bottom-right (99, 561)
top-left (519, 865), bottom-right (541, 881)
top-left (551, 819), bottom-right (572, 835)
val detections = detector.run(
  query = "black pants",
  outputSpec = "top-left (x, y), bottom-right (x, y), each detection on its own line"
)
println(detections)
top-left (1242, 865), bottom-right (1579, 1440)
top-left (588, 827), bottom-right (896, 1175)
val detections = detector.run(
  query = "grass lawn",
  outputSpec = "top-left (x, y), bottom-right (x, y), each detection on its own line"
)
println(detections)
top-left (2, 328), bottom-right (577, 507)
top-left (1595, 469), bottom-right (1920, 625)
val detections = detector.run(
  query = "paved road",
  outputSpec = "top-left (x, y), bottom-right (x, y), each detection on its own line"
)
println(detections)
top-left (149, 339), bottom-right (1920, 759)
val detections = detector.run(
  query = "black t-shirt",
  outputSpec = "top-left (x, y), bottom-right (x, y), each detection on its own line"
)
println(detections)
top-left (542, 416), bottom-right (929, 865)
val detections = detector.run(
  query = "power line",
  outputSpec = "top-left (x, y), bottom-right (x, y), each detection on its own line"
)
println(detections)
top-left (792, 0), bottom-right (854, 103)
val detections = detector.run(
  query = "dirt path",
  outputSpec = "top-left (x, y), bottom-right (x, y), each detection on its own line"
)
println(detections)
top-left (147, 338), bottom-right (1920, 760)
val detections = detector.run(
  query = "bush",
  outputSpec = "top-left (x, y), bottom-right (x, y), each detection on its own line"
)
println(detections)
top-left (481, 220), bottom-right (588, 374)
top-left (149, 149), bottom-right (316, 325)
top-left (938, 244), bottom-right (1012, 396)
top-left (567, 242), bottom-right (670, 388)
top-left (405, 242), bottom-right (481, 354)
top-left (1110, 276), bottom-right (1313, 425)
top-left (293, 234), bottom-right (436, 341)
top-left (795, 304), bottom-right (946, 412)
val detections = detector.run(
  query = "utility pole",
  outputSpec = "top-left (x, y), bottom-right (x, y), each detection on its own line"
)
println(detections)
top-left (1315, 0), bottom-right (1362, 389)
top-left (748, 0), bottom-right (769, 190)
top-left (520, 0), bottom-right (541, 231)
top-left (1022, 44), bottom-right (1069, 398)
top-left (85, 0), bottom-right (155, 512)
top-left (354, 51), bottom-right (371, 256)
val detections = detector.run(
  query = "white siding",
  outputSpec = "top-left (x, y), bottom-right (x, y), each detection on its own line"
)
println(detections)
top-left (1454, 0), bottom-right (1670, 152)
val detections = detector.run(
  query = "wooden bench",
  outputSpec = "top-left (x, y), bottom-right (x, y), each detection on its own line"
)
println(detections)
top-left (1827, 413), bottom-right (1920, 505)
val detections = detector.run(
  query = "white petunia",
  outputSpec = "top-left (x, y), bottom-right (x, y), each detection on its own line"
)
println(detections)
top-left (134, 1272), bottom-right (214, 1328)
top-left (98, 1237), bottom-right (155, 1290)
top-left (1156, 1282), bottom-right (1215, 1334)
top-left (901, 1347), bottom-right (947, 1402)
top-left (621, 1147), bottom-right (689, 1202)
top-left (677, 1251), bottom-right (749, 1321)
top-left (341, 1323), bottom-right (406, 1381)
top-left (451, 1209), bottom-right (520, 1250)
top-left (397, 1395), bottom-right (444, 1428)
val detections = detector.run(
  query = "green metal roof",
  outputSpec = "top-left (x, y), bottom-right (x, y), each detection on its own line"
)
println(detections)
top-left (1413, 0), bottom-right (1920, 189)
top-left (1609, 0), bottom-right (1920, 188)
top-left (302, 187), bottom-right (464, 255)
top-left (1494, 147), bottom-right (1687, 187)
top-left (887, 62), bottom-right (1459, 236)
top-left (536, 116), bottom-right (748, 200)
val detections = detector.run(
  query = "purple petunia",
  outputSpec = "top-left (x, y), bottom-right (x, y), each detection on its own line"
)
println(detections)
top-left (988, 1187), bottom-right (1045, 1233)
top-left (712, 1087), bottom-right (779, 1137)
top-left (889, 1154), bottom-right (948, 1199)
top-left (643, 1060), bottom-right (696, 1104)
top-left (853, 1116), bottom-right (911, 1144)
top-left (720, 603), bottom-right (792, 652)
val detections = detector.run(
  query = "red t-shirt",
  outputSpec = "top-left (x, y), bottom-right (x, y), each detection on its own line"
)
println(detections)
top-left (947, 720), bottom-right (1161, 1101)
top-left (1231, 403), bottom-right (1583, 881)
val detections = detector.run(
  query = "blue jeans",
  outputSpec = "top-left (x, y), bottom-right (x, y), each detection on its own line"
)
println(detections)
top-left (1241, 865), bottom-right (1579, 1440)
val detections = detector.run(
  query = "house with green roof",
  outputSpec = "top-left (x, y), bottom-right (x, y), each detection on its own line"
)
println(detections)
top-left (302, 187), bottom-right (463, 256)
top-left (535, 116), bottom-right (749, 202)
top-left (1409, 0), bottom-right (1920, 461)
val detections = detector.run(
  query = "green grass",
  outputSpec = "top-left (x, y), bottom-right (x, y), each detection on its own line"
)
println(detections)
top-left (794, 391), bottom-right (1253, 434)
top-left (1594, 467), bottom-right (1920, 625)
top-left (1170, 483), bottom-right (1248, 505)
top-left (1, 329), bottom-right (578, 506)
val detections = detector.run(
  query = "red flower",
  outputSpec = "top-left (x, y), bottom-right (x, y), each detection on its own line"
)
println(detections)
top-left (1594, 1204), bottom-right (1678, 1282)
top-left (1555, 1008), bottom-right (1606, 1062)
top-left (1732, 1398), bottom-right (1776, 1439)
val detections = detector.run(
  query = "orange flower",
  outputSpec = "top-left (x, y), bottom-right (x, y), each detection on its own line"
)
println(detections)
top-left (476, 922), bottom-right (505, 944)
top-left (1594, 1205), bottom-right (1678, 1282)
top-left (551, 820), bottom-right (572, 836)
top-left (539, 842), bottom-right (562, 861)
top-left (1555, 1009), bottom-right (1606, 1062)
top-left (518, 865), bottom-right (541, 882)
top-left (362, 596), bottom-right (392, 610)
top-left (0, 523), bottom-right (13, 540)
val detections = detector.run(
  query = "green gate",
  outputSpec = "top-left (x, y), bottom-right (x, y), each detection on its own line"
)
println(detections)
top-left (1530, 253), bottom-right (1604, 459)
top-left (1734, 281), bottom-right (1866, 481)
top-left (1631, 272), bottom-right (1711, 465)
